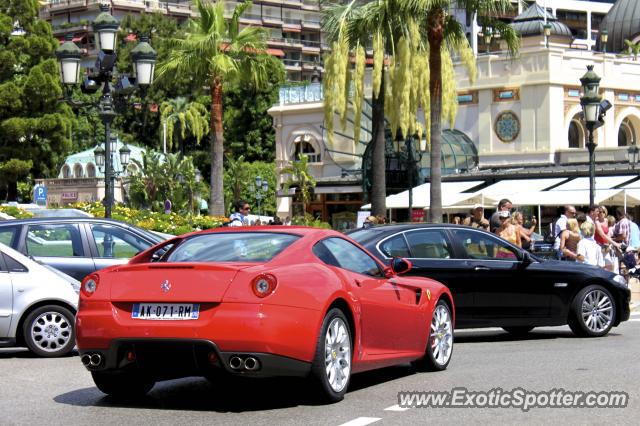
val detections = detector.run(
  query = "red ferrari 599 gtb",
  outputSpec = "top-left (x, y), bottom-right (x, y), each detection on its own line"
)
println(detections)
top-left (76, 227), bottom-right (454, 402)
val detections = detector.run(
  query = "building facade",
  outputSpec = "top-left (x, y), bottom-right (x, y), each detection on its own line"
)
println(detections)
top-left (269, 1), bottom-right (640, 226)
top-left (39, 0), bottom-right (324, 81)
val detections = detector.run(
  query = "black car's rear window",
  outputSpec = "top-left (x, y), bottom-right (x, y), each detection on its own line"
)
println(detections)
top-left (165, 232), bottom-right (300, 263)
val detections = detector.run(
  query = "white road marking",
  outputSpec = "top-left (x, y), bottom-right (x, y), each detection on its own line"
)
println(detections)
top-left (338, 417), bottom-right (382, 426)
top-left (384, 404), bottom-right (410, 412)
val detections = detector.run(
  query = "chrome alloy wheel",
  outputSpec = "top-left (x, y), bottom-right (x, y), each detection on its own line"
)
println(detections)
top-left (30, 311), bottom-right (72, 353)
top-left (324, 317), bottom-right (351, 393)
top-left (430, 304), bottom-right (453, 366)
top-left (581, 289), bottom-right (613, 333)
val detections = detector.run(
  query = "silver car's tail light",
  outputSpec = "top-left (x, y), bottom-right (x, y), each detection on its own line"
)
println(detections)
top-left (251, 274), bottom-right (277, 298)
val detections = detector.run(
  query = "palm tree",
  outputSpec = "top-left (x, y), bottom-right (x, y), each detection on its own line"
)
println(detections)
top-left (280, 154), bottom-right (317, 214)
top-left (159, 97), bottom-right (209, 156)
top-left (403, 0), bottom-right (519, 222)
top-left (624, 39), bottom-right (640, 61)
top-left (156, 0), bottom-right (277, 216)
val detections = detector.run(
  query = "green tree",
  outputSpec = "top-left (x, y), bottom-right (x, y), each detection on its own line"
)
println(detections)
top-left (280, 154), bottom-right (316, 214)
top-left (403, 0), bottom-right (519, 222)
top-left (156, 0), bottom-right (283, 216)
top-left (624, 39), bottom-right (640, 60)
top-left (223, 158), bottom-right (276, 216)
top-left (0, 1), bottom-right (75, 199)
top-left (223, 57), bottom-right (285, 162)
top-left (160, 96), bottom-right (209, 156)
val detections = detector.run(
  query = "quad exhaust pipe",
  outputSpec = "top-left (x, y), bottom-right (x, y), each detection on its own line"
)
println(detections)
top-left (81, 353), bottom-right (103, 368)
top-left (228, 355), bottom-right (260, 371)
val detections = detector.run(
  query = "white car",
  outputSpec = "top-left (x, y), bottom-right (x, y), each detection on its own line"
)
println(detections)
top-left (0, 242), bottom-right (79, 357)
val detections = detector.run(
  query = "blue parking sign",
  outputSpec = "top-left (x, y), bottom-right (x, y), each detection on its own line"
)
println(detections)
top-left (34, 185), bottom-right (47, 203)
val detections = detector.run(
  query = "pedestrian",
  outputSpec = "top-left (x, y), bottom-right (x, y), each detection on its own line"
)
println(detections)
top-left (164, 199), bottom-right (172, 215)
top-left (489, 198), bottom-right (513, 233)
top-left (376, 215), bottom-right (387, 224)
top-left (272, 216), bottom-right (283, 225)
top-left (612, 207), bottom-right (631, 247)
top-left (513, 211), bottom-right (536, 250)
top-left (559, 218), bottom-right (581, 261)
top-left (553, 205), bottom-right (576, 260)
top-left (363, 215), bottom-right (378, 229)
top-left (577, 222), bottom-right (604, 267)
top-left (464, 204), bottom-right (490, 230)
top-left (497, 211), bottom-right (521, 247)
top-left (284, 215), bottom-right (292, 226)
top-left (228, 200), bottom-right (250, 227)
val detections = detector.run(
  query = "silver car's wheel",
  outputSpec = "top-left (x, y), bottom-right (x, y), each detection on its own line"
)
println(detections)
top-left (310, 308), bottom-right (352, 402)
top-left (23, 305), bottom-right (75, 357)
top-left (569, 285), bottom-right (616, 337)
top-left (324, 317), bottom-right (351, 393)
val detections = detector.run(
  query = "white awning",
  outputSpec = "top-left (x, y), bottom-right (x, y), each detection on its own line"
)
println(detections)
top-left (507, 189), bottom-right (640, 207)
top-left (361, 180), bottom-right (484, 210)
top-left (550, 176), bottom-right (637, 191)
top-left (479, 178), bottom-right (567, 197)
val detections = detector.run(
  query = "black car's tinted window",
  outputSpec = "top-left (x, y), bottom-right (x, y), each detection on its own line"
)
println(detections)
top-left (379, 234), bottom-right (411, 258)
top-left (165, 233), bottom-right (299, 262)
top-left (26, 224), bottom-right (84, 257)
top-left (405, 229), bottom-right (452, 259)
top-left (316, 237), bottom-right (382, 277)
top-left (452, 229), bottom-right (518, 260)
top-left (0, 225), bottom-right (19, 247)
top-left (90, 224), bottom-right (152, 258)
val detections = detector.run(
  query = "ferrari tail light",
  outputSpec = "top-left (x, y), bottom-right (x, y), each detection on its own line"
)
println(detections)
top-left (251, 274), bottom-right (277, 298)
top-left (82, 275), bottom-right (99, 297)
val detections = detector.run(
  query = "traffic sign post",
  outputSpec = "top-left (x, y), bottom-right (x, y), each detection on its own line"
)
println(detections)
top-left (34, 185), bottom-right (47, 206)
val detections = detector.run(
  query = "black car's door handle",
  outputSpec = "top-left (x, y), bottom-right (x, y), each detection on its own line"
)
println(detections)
top-left (474, 265), bottom-right (490, 271)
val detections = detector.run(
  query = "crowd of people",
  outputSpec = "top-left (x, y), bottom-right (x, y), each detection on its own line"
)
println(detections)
top-left (550, 204), bottom-right (640, 274)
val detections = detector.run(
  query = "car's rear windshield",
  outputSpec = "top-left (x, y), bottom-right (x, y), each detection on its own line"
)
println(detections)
top-left (165, 232), bottom-right (300, 263)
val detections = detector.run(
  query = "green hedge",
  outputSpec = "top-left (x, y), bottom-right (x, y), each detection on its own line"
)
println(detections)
top-left (69, 202), bottom-right (227, 235)
top-left (0, 205), bottom-right (34, 219)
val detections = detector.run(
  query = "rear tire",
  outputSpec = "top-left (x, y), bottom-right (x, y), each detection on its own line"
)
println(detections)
top-left (568, 285), bottom-right (616, 337)
top-left (92, 371), bottom-right (155, 399)
top-left (22, 305), bottom-right (75, 358)
top-left (502, 326), bottom-right (534, 336)
top-left (310, 308), bottom-right (352, 403)
top-left (414, 299), bottom-right (453, 372)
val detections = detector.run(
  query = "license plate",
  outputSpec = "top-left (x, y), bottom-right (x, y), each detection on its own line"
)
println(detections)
top-left (131, 303), bottom-right (200, 320)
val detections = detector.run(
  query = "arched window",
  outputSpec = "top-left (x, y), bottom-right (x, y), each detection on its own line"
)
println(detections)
top-left (86, 163), bottom-right (96, 178)
top-left (73, 163), bottom-right (83, 178)
top-left (568, 114), bottom-right (585, 148)
top-left (62, 164), bottom-right (71, 179)
top-left (293, 134), bottom-right (320, 162)
top-left (618, 118), bottom-right (636, 147)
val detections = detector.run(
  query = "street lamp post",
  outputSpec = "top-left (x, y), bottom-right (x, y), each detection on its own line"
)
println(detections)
top-left (483, 28), bottom-right (492, 54)
top-left (55, 4), bottom-right (156, 218)
top-left (252, 175), bottom-right (269, 217)
top-left (580, 65), bottom-right (603, 208)
top-left (93, 135), bottom-right (131, 212)
top-left (601, 30), bottom-right (608, 54)
top-left (544, 23), bottom-right (552, 48)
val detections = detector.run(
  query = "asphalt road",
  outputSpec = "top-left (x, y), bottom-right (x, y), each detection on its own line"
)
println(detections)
top-left (1, 315), bottom-right (639, 425)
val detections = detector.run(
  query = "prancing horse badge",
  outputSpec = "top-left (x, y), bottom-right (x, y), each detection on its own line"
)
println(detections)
top-left (160, 280), bottom-right (171, 293)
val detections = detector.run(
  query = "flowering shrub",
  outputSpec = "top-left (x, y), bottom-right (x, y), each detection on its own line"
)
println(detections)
top-left (69, 202), bottom-right (227, 235)
top-left (0, 205), bottom-right (33, 219)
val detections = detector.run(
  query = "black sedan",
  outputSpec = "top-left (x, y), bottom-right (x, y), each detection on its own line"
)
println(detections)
top-left (0, 218), bottom-right (165, 281)
top-left (348, 224), bottom-right (631, 337)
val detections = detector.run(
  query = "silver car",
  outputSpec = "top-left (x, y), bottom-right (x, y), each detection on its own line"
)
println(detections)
top-left (0, 242), bottom-right (79, 357)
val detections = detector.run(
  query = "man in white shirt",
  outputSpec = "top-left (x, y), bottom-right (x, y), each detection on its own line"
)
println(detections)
top-left (577, 222), bottom-right (604, 267)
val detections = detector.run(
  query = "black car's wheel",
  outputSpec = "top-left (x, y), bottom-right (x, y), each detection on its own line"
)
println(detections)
top-left (502, 326), bottom-right (534, 336)
top-left (414, 299), bottom-right (453, 372)
top-left (568, 285), bottom-right (616, 337)
top-left (310, 308), bottom-right (352, 403)
top-left (92, 371), bottom-right (155, 399)
top-left (22, 305), bottom-right (75, 357)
